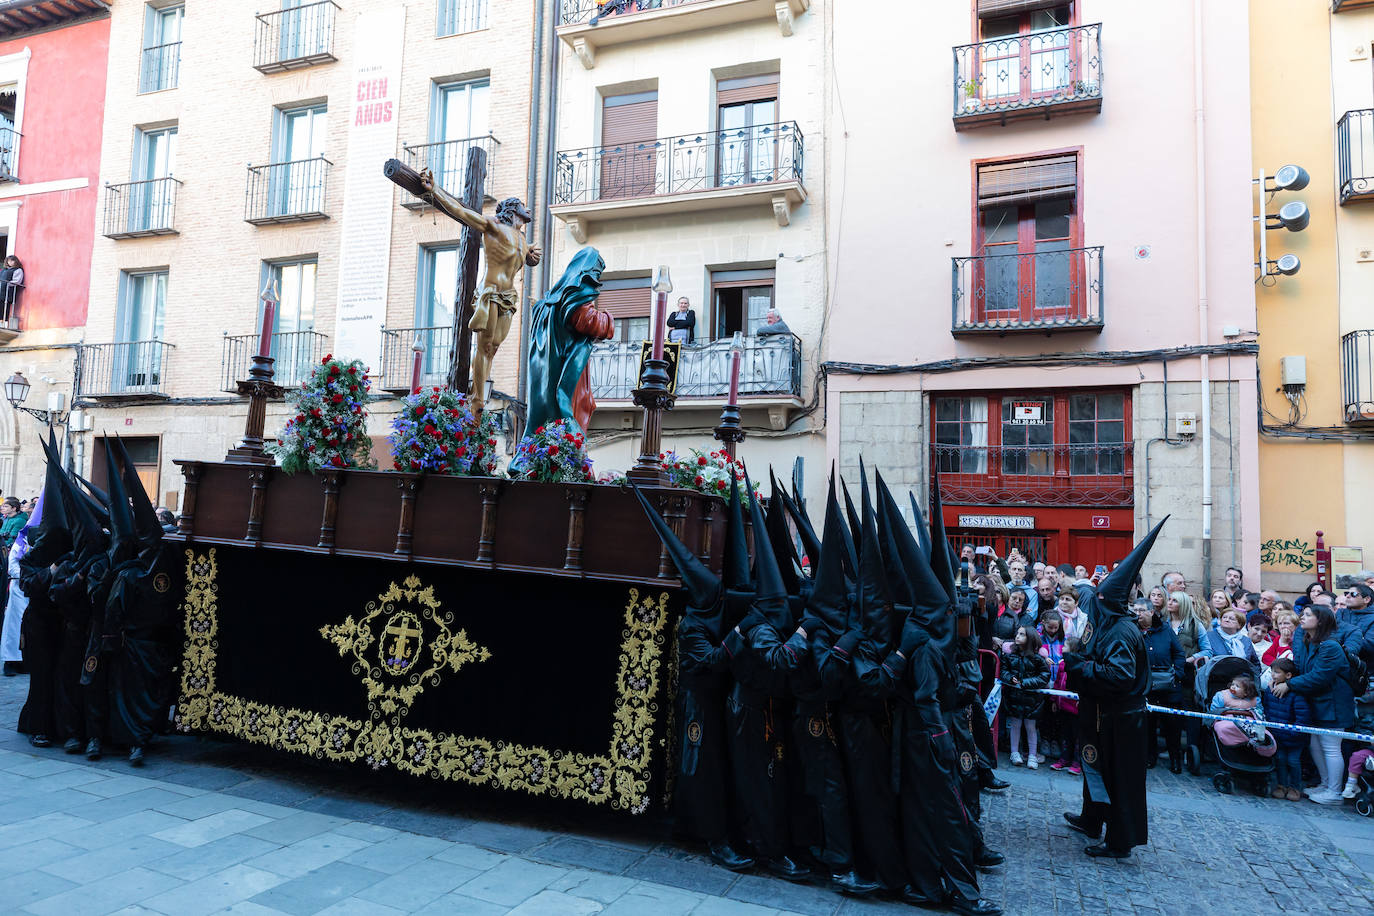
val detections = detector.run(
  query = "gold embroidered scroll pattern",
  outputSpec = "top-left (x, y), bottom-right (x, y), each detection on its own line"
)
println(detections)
top-left (175, 550), bottom-right (669, 811)
top-left (319, 575), bottom-right (491, 724)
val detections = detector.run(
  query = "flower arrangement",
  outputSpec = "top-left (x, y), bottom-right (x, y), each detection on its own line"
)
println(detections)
top-left (661, 448), bottom-right (760, 504)
top-left (508, 419), bottom-right (594, 483)
top-left (389, 388), bottom-right (500, 476)
top-left (267, 354), bottom-right (374, 474)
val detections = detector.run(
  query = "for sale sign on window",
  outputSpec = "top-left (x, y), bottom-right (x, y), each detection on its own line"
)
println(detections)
top-left (1010, 401), bottom-right (1045, 425)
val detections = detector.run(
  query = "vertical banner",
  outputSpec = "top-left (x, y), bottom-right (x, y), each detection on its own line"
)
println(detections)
top-left (333, 8), bottom-right (405, 374)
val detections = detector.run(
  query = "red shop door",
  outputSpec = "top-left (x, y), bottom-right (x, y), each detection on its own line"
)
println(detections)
top-left (1067, 530), bottom-right (1133, 572)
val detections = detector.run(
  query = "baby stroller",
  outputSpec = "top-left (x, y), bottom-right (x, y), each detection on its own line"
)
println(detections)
top-left (1193, 655), bottom-right (1275, 796)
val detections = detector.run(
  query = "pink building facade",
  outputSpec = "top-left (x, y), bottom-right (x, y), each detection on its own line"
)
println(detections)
top-left (824, 0), bottom-right (1260, 587)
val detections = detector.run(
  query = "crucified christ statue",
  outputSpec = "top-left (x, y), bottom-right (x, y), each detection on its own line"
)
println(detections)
top-left (418, 168), bottom-right (541, 415)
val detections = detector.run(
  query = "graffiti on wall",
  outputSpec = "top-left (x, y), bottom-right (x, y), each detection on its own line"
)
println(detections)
top-left (1260, 537), bottom-right (1314, 572)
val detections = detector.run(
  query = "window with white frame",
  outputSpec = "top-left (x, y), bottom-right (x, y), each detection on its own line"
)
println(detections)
top-left (129, 125), bottom-right (177, 233)
top-left (270, 103), bottom-right (327, 216)
top-left (437, 0), bottom-right (488, 37)
top-left (140, 3), bottom-right (183, 94)
top-left (261, 257), bottom-right (318, 384)
top-left (428, 79), bottom-right (490, 197)
top-left (416, 244), bottom-right (483, 377)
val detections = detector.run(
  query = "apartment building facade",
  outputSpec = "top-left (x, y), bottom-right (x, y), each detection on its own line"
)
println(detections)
top-left (1250, 0), bottom-right (1374, 592)
top-left (79, 0), bottom-right (537, 508)
top-left (825, 0), bottom-right (1261, 587)
top-left (0, 0), bottom-right (110, 498)
top-left (548, 0), bottom-right (828, 495)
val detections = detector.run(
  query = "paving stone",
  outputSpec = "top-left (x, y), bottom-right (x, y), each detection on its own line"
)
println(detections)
top-left (431, 841), bottom-right (510, 871)
top-left (450, 819), bottom-right (558, 854)
top-left (64, 787), bottom-right (193, 823)
top-left (0, 865), bottom-right (78, 908)
top-left (223, 776), bottom-right (324, 808)
top-left (314, 899), bottom-right (408, 916)
top-left (39, 833), bottom-right (183, 883)
top-left (0, 836), bottom-right (85, 877)
top-left (243, 830), bottom-right (374, 878)
top-left (55, 810), bottom-right (191, 852)
top-left (0, 786), bottom-right (101, 823)
top-left (339, 831), bottom-right (451, 873)
top-left (548, 869), bottom-right (639, 904)
top-left (247, 861), bottom-right (388, 916)
top-left (724, 875), bottom-right (839, 916)
top-left (330, 821), bottom-right (402, 843)
top-left (693, 898), bottom-right (793, 916)
top-left (144, 833), bottom-right (283, 882)
top-left (140, 863), bottom-right (288, 916)
top-left (297, 792), bottom-right (397, 820)
top-left (353, 859), bottom-right (481, 911)
top-left (454, 857), bottom-right (568, 906)
top-left (0, 812), bottom-right (96, 850)
top-left (534, 835), bottom-right (645, 874)
top-left (22, 865), bottom-right (181, 916)
top-left (507, 889), bottom-right (606, 915)
top-left (624, 853), bottom-right (738, 896)
top-left (598, 881), bottom-right (705, 916)
top-left (241, 810), bottom-right (349, 845)
top-left (411, 892), bottom-right (507, 915)
top-left (153, 809), bottom-right (274, 848)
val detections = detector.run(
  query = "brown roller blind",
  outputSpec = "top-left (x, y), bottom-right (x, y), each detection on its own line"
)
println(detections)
top-left (602, 91), bottom-right (658, 148)
top-left (977, 155), bottom-right (1077, 208)
top-left (597, 286), bottom-right (652, 319)
top-left (977, 0), bottom-right (1066, 18)
top-left (717, 73), bottom-right (779, 106)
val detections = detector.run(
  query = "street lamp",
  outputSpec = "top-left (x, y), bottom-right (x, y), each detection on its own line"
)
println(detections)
top-left (1254, 164), bottom-right (1309, 284)
top-left (5, 371), bottom-right (68, 426)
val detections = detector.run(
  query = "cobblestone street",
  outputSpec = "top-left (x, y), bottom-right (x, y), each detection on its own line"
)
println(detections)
top-left (0, 675), bottom-right (1370, 916)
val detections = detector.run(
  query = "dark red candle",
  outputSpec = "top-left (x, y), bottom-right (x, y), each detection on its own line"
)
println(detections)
top-left (257, 297), bottom-right (275, 359)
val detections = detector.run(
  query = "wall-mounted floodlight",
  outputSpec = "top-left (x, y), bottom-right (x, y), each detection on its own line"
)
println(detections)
top-left (1254, 165), bottom-right (1309, 284)
top-left (1273, 164), bottom-right (1310, 192)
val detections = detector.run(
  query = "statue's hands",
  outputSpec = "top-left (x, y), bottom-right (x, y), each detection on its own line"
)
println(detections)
top-left (526, 246), bottom-right (543, 268)
top-left (418, 168), bottom-right (436, 194)
top-left (570, 304), bottom-right (615, 340)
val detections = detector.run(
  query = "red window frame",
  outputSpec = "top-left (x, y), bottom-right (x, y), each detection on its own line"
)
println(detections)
top-left (970, 147), bottom-right (1084, 323)
top-left (971, 2), bottom-right (1079, 106)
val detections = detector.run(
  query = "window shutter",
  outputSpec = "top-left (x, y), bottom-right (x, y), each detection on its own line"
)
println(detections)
top-left (977, 155), bottom-right (1077, 208)
top-left (717, 73), bottom-right (779, 106)
top-left (597, 286), bottom-right (652, 319)
top-left (976, 0), bottom-right (1067, 18)
top-left (601, 92), bottom-right (658, 148)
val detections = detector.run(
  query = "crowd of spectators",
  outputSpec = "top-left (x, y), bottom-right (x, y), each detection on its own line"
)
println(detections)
top-left (964, 548), bottom-right (1374, 809)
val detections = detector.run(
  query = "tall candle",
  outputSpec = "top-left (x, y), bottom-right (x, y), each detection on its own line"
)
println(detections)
top-left (651, 291), bottom-right (666, 361)
top-left (257, 297), bottom-right (276, 359)
top-left (410, 343), bottom-right (424, 395)
top-left (727, 345), bottom-right (741, 405)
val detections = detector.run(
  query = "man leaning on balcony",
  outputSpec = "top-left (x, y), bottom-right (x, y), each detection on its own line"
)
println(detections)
top-left (756, 308), bottom-right (791, 337)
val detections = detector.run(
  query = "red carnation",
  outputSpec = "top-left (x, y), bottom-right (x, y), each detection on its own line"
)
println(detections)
top-left (697, 456), bottom-right (707, 466)
top-left (322, 353), bottom-right (332, 363)
top-left (347, 366), bottom-right (356, 375)
top-left (410, 459), bottom-right (420, 469)
top-left (715, 479), bottom-right (726, 491)
top-left (456, 446), bottom-right (467, 457)
top-left (549, 445), bottom-right (559, 456)
top-left (487, 437), bottom-right (497, 446)
top-left (424, 424), bottom-right (437, 436)
top-left (536, 426), bottom-right (545, 434)
top-left (694, 475), bottom-right (704, 486)
top-left (311, 408), bottom-right (322, 418)
top-left (332, 393), bottom-right (343, 403)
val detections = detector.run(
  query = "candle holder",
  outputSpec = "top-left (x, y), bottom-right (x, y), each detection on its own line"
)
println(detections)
top-left (226, 353), bottom-right (284, 463)
top-left (627, 357), bottom-right (676, 484)
top-left (713, 402), bottom-right (746, 460)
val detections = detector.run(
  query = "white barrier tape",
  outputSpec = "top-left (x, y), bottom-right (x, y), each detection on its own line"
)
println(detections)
top-left (1030, 687), bottom-right (1374, 744)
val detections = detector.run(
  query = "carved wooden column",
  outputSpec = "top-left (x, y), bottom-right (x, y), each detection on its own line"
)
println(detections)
top-left (696, 496), bottom-right (716, 565)
top-left (244, 466), bottom-right (269, 543)
top-left (476, 480), bottom-right (502, 564)
top-left (317, 470), bottom-right (344, 551)
top-left (394, 474), bottom-right (421, 556)
top-left (563, 486), bottom-right (590, 571)
top-left (176, 461), bottom-right (203, 537)
top-left (657, 493), bottom-right (690, 579)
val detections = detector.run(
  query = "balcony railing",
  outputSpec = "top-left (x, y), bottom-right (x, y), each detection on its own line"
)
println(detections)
top-left (0, 127), bottom-right (20, 182)
top-left (379, 325), bottom-right (456, 392)
top-left (245, 157), bottom-right (332, 225)
top-left (438, 0), bottom-right (488, 35)
top-left (588, 333), bottom-right (801, 401)
top-left (221, 330), bottom-right (331, 394)
top-left (79, 340), bottom-right (174, 399)
top-left (560, 0), bottom-right (707, 25)
top-left (139, 41), bottom-right (181, 93)
top-left (932, 442), bottom-right (1133, 507)
top-left (103, 178), bottom-right (181, 239)
top-left (1337, 109), bottom-right (1374, 204)
top-left (953, 23), bottom-right (1103, 128)
top-left (399, 136), bottom-right (499, 209)
top-left (554, 121), bottom-right (804, 205)
top-left (253, 1), bottom-right (339, 73)
top-left (1342, 330), bottom-right (1374, 422)
top-left (952, 246), bottom-right (1103, 336)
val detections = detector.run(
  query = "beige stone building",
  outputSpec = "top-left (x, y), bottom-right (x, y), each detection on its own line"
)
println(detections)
top-left (547, 0), bottom-right (829, 500)
top-left (78, 0), bottom-right (540, 506)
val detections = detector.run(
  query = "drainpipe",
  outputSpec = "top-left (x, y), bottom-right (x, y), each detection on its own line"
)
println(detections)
top-left (1193, 0), bottom-right (1213, 590)
top-left (519, 0), bottom-right (549, 406)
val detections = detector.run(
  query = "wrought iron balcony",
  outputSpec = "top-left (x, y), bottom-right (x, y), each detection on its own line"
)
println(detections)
top-left (0, 283), bottom-right (20, 342)
top-left (1342, 330), bottom-right (1374, 422)
top-left (139, 41), bottom-right (180, 93)
top-left (253, 1), bottom-right (339, 74)
top-left (438, 0), bottom-right (488, 35)
top-left (952, 246), bottom-right (1104, 337)
top-left (561, 0), bottom-right (710, 24)
top-left (399, 136), bottom-right (499, 210)
top-left (932, 442), bottom-right (1133, 507)
top-left (0, 127), bottom-right (19, 182)
top-left (953, 23), bottom-right (1103, 129)
top-left (587, 333), bottom-right (801, 402)
top-left (79, 340), bottom-right (175, 399)
top-left (1337, 109), bottom-right (1374, 204)
top-left (221, 330), bottom-right (330, 394)
top-left (103, 178), bottom-right (181, 239)
top-left (245, 157), bottom-right (332, 225)
top-left (379, 325), bottom-right (456, 392)
top-left (558, 0), bottom-right (809, 66)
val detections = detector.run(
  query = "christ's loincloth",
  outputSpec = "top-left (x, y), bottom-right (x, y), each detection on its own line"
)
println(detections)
top-left (469, 286), bottom-right (520, 333)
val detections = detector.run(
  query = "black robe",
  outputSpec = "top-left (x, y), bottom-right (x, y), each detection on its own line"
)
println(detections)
top-left (722, 621), bottom-right (806, 860)
top-left (674, 614), bottom-right (732, 843)
top-left (901, 641), bottom-right (981, 905)
top-left (787, 624), bottom-right (855, 873)
top-left (838, 631), bottom-right (909, 893)
top-left (47, 561), bottom-right (92, 744)
top-left (16, 565), bottom-right (59, 738)
top-left (1066, 612), bottom-right (1150, 851)
top-left (100, 546), bottom-right (179, 748)
top-left (947, 635), bottom-right (985, 822)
